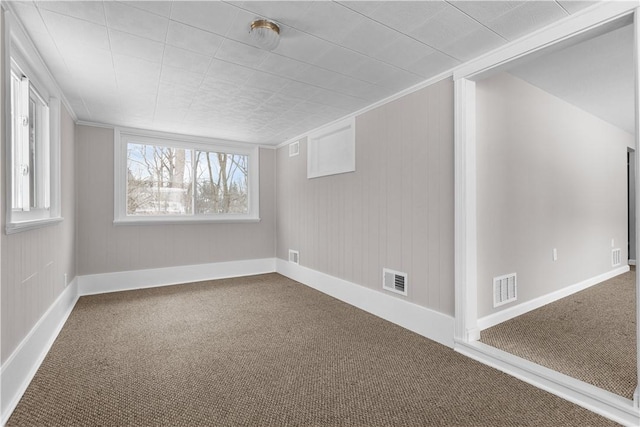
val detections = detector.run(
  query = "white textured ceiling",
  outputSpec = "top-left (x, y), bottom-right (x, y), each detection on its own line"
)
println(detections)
top-left (507, 23), bottom-right (634, 134)
top-left (8, 0), bottom-right (598, 145)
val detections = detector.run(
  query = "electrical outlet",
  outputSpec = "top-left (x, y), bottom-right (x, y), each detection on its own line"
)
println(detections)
top-left (611, 238), bottom-right (615, 248)
top-left (552, 248), bottom-right (558, 261)
top-left (63, 273), bottom-right (68, 287)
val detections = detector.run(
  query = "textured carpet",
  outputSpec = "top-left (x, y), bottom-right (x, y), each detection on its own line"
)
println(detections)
top-left (8, 273), bottom-right (618, 426)
top-left (481, 270), bottom-right (637, 399)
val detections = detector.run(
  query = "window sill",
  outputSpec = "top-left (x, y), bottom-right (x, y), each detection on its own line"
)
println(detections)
top-left (113, 216), bottom-right (261, 226)
top-left (5, 216), bottom-right (63, 234)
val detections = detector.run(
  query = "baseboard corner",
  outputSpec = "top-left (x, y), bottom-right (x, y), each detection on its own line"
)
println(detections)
top-left (275, 258), bottom-right (455, 348)
top-left (456, 341), bottom-right (640, 426)
top-left (78, 258), bottom-right (277, 296)
top-left (1, 277), bottom-right (79, 425)
top-left (478, 266), bottom-right (629, 331)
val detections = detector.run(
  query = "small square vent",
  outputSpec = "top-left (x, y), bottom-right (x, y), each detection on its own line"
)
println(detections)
top-left (612, 248), bottom-right (621, 267)
top-left (383, 268), bottom-right (407, 296)
top-left (288, 249), bottom-right (299, 264)
top-left (289, 141), bottom-right (299, 157)
top-left (493, 273), bottom-right (517, 308)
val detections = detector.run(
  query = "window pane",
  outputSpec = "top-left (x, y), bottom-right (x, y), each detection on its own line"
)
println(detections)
top-left (194, 151), bottom-right (248, 214)
top-left (29, 95), bottom-right (36, 208)
top-left (10, 73), bottom-right (50, 213)
top-left (10, 72), bottom-right (21, 210)
top-left (127, 143), bottom-right (193, 215)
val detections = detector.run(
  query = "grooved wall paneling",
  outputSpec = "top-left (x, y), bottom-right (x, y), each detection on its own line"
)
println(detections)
top-left (1, 104), bottom-right (77, 363)
top-left (276, 78), bottom-right (455, 315)
top-left (75, 125), bottom-right (276, 276)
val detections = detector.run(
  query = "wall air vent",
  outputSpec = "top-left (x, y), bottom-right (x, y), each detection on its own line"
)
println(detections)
top-left (493, 273), bottom-right (517, 308)
top-left (289, 141), bottom-right (299, 157)
top-left (383, 268), bottom-right (408, 296)
top-left (612, 248), bottom-right (621, 267)
top-left (288, 249), bottom-right (299, 264)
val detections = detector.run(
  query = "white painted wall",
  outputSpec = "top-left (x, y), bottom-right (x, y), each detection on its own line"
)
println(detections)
top-left (75, 125), bottom-right (276, 277)
top-left (476, 72), bottom-right (633, 318)
top-left (276, 79), bottom-right (455, 315)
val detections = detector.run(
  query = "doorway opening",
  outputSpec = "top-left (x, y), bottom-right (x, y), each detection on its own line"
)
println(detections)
top-left (453, 7), bottom-right (640, 424)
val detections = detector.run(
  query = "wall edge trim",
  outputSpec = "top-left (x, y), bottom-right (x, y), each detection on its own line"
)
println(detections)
top-left (77, 258), bottom-right (277, 296)
top-left (477, 265), bottom-right (630, 331)
top-left (1, 278), bottom-right (79, 426)
top-left (275, 72), bottom-right (453, 149)
top-left (75, 121), bottom-right (277, 150)
top-left (455, 341), bottom-right (640, 426)
top-left (275, 258), bottom-right (455, 348)
top-left (1, 258), bottom-right (278, 424)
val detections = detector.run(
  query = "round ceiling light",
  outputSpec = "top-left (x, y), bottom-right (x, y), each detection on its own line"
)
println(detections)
top-left (249, 19), bottom-right (280, 51)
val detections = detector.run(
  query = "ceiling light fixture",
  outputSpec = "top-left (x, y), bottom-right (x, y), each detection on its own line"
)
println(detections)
top-left (249, 19), bottom-right (280, 51)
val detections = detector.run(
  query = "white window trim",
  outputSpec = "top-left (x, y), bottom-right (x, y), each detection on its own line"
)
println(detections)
top-left (114, 127), bottom-right (260, 225)
top-left (4, 11), bottom-right (62, 234)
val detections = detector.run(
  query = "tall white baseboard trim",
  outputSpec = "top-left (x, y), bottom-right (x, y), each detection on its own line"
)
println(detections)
top-left (628, 259), bottom-right (636, 266)
top-left (478, 265), bottom-right (630, 331)
top-left (1, 278), bottom-right (79, 426)
top-left (455, 341), bottom-right (640, 426)
top-left (78, 258), bottom-right (277, 296)
top-left (276, 258), bottom-right (455, 348)
top-left (2, 258), bottom-right (276, 425)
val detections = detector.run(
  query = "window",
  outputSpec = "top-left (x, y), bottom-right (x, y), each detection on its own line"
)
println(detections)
top-left (5, 14), bottom-right (61, 234)
top-left (115, 129), bottom-right (259, 224)
top-left (10, 69), bottom-right (50, 214)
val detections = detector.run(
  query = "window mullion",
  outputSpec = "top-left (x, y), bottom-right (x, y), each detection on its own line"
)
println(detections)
top-left (192, 149), bottom-right (196, 215)
top-left (40, 102), bottom-right (51, 209)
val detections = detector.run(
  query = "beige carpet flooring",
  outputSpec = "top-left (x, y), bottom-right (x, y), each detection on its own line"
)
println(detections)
top-left (8, 273), bottom-right (618, 426)
top-left (481, 269), bottom-right (637, 399)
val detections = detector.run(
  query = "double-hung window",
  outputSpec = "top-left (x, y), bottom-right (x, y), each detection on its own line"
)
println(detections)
top-left (114, 129), bottom-right (260, 224)
top-left (5, 14), bottom-right (61, 233)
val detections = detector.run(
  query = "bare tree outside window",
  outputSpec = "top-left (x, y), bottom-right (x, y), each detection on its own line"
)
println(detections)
top-left (126, 142), bottom-right (248, 216)
top-left (194, 152), bottom-right (248, 214)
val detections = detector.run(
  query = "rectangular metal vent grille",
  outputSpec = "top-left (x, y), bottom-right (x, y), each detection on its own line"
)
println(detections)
top-left (493, 273), bottom-right (517, 308)
top-left (289, 141), bottom-right (299, 157)
top-left (288, 249), bottom-right (299, 264)
top-left (612, 248), bottom-right (621, 267)
top-left (383, 268), bottom-right (408, 296)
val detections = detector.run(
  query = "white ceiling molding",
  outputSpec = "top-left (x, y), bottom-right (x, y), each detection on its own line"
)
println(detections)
top-left (75, 120), bottom-right (278, 151)
top-left (276, 68), bottom-right (454, 149)
top-left (279, 1), bottom-right (636, 149)
top-left (453, 0), bottom-right (635, 80)
top-left (3, 5), bottom-right (78, 122)
top-left (5, 1), bottom-right (607, 146)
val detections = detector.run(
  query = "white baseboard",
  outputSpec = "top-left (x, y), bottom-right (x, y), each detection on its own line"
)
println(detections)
top-left (78, 258), bottom-right (277, 296)
top-left (628, 259), bottom-right (636, 266)
top-left (455, 341), bottom-right (640, 426)
top-left (478, 265), bottom-right (630, 331)
top-left (276, 258), bottom-right (455, 348)
top-left (1, 258), bottom-right (276, 425)
top-left (1, 278), bottom-right (79, 426)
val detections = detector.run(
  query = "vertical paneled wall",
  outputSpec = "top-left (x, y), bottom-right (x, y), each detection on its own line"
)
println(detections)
top-left (276, 79), bottom-right (455, 315)
top-left (75, 125), bottom-right (276, 276)
top-left (1, 104), bottom-right (77, 363)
